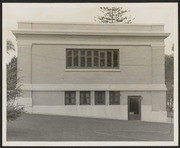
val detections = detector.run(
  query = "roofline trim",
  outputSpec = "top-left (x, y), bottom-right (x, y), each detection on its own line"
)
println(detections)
top-left (18, 21), bottom-right (165, 26)
top-left (12, 30), bottom-right (170, 37)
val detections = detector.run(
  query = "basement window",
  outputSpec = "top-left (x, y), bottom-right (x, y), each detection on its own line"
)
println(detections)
top-left (80, 91), bottom-right (91, 105)
top-left (95, 91), bottom-right (105, 105)
top-left (109, 91), bottom-right (120, 105)
top-left (65, 91), bottom-right (76, 105)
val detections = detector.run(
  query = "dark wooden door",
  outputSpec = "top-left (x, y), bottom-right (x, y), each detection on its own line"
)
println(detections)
top-left (128, 96), bottom-right (141, 120)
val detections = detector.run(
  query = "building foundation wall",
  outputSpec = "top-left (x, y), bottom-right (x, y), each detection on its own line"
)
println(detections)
top-left (16, 90), bottom-right (167, 122)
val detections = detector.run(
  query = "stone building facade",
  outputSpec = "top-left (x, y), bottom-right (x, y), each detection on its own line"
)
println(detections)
top-left (12, 22), bottom-right (170, 122)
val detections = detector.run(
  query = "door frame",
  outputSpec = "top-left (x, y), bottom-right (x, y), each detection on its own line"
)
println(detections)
top-left (128, 96), bottom-right (141, 120)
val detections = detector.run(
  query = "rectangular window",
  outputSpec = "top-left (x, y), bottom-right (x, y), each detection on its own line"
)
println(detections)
top-left (73, 50), bottom-right (79, 67)
top-left (113, 51), bottom-right (118, 67)
top-left (66, 49), bottom-right (119, 69)
top-left (109, 91), bottom-right (120, 105)
top-left (94, 50), bottom-right (99, 67)
top-left (107, 51), bottom-right (112, 67)
top-left (95, 91), bottom-right (105, 105)
top-left (80, 50), bottom-right (85, 67)
top-left (65, 91), bottom-right (76, 105)
top-left (87, 51), bottom-right (92, 67)
top-left (67, 50), bottom-right (72, 67)
top-left (80, 91), bottom-right (91, 105)
top-left (100, 51), bottom-right (105, 67)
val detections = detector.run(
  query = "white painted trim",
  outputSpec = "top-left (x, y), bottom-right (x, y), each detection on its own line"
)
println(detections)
top-left (17, 42), bottom-right (165, 49)
top-left (12, 30), bottom-right (170, 37)
top-left (91, 91), bottom-right (95, 105)
top-left (18, 21), bottom-right (165, 26)
top-left (17, 43), bottom-right (32, 46)
top-left (21, 84), bottom-right (167, 91)
top-left (33, 43), bottom-right (164, 47)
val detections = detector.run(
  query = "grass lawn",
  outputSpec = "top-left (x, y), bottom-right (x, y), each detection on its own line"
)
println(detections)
top-left (7, 113), bottom-right (174, 141)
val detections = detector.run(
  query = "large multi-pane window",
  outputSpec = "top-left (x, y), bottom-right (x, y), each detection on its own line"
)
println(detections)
top-left (80, 91), bottom-right (91, 105)
top-left (109, 91), bottom-right (120, 105)
top-left (95, 91), bottom-right (105, 105)
top-left (65, 91), bottom-right (76, 105)
top-left (66, 49), bottom-right (119, 69)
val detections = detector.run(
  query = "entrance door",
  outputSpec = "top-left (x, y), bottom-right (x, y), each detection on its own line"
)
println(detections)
top-left (128, 96), bottom-right (141, 120)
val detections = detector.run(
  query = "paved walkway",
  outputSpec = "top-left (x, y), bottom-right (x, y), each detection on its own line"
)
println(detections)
top-left (7, 114), bottom-right (174, 141)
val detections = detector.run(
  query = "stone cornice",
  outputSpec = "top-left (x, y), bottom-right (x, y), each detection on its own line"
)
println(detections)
top-left (17, 43), bottom-right (32, 47)
top-left (18, 21), bottom-right (165, 26)
top-left (17, 22), bottom-right (165, 31)
top-left (12, 30), bottom-right (170, 38)
top-left (17, 42), bottom-right (164, 47)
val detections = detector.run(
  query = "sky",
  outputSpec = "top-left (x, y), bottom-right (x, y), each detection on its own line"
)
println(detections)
top-left (3, 3), bottom-right (178, 61)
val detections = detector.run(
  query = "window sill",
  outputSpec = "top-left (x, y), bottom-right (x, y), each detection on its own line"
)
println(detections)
top-left (65, 69), bottom-right (121, 72)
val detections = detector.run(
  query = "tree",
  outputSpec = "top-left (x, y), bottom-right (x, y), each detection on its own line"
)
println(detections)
top-left (165, 44), bottom-right (174, 113)
top-left (7, 40), bottom-right (15, 54)
top-left (7, 40), bottom-right (24, 121)
top-left (94, 7), bottom-right (134, 24)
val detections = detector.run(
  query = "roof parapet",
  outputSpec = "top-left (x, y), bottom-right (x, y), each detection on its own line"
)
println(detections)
top-left (17, 22), bottom-right (165, 32)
